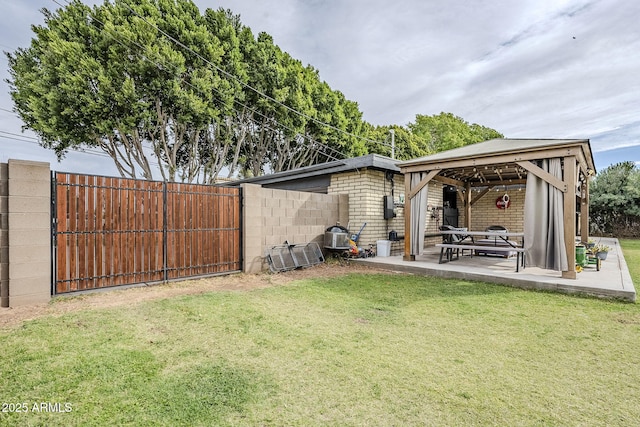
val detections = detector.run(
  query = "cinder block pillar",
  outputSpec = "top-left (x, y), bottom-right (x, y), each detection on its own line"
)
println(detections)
top-left (241, 184), bottom-right (263, 274)
top-left (0, 163), bottom-right (8, 307)
top-left (8, 159), bottom-right (51, 306)
top-left (338, 193), bottom-right (349, 226)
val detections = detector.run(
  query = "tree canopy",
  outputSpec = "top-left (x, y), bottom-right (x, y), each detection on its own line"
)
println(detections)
top-left (7, 0), bottom-right (502, 182)
top-left (408, 112), bottom-right (503, 153)
top-left (590, 161), bottom-right (640, 237)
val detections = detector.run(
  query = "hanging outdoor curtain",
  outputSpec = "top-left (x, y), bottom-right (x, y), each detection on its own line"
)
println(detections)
top-left (524, 158), bottom-right (568, 271)
top-left (410, 172), bottom-right (428, 255)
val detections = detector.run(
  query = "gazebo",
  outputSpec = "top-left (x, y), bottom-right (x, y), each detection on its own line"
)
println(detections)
top-left (397, 138), bottom-right (596, 279)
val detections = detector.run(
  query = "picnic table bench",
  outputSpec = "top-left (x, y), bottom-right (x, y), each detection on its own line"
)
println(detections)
top-left (435, 243), bottom-right (526, 272)
top-left (437, 230), bottom-right (526, 272)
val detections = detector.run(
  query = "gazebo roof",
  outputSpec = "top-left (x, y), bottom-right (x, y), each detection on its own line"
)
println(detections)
top-left (398, 138), bottom-right (596, 176)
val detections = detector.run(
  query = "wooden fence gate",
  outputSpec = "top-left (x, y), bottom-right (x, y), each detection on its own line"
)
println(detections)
top-left (52, 172), bottom-right (242, 294)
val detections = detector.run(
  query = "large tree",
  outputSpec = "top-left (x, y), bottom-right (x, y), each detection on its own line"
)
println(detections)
top-left (7, 1), bottom-right (370, 181)
top-left (590, 161), bottom-right (640, 237)
top-left (363, 124), bottom-right (430, 160)
top-left (8, 0), bottom-right (235, 181)
top-left (408, 112), bottom-right (503, 153)
top-left (8, 1), bottom-right (504, 181)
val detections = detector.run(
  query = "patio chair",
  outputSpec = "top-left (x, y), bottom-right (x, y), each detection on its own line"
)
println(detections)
top-left (485, 225), bottom-right (508, 234)
top-left (479, 225), bottom-right (519, 258)
top-left (439, 225), bottom-right (473, 260)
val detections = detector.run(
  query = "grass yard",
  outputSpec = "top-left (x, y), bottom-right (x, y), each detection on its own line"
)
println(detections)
top-left (620, 239), bottom-right (640, 285)
top-left (2, 266), bottom-right (640, 426)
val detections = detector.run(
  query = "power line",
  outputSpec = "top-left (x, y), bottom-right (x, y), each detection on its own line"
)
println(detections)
top-left (0, 131), bottom-right (106, 159)
top-left (0, 129), bottom-right (163, 168)
top-left (51, 0), bottom-right (347, 164)
top-left (19, 0), bottom-right (360, 177)
top-left (0, 134), bottom-right (37, 144)
top-left (116, 0), bottom-right (391, 149)
top-left (0, 129), bottom-right (40, 142)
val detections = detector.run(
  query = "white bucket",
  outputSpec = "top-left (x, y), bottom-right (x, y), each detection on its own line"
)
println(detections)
top-left (377, 240), bottom-right (391, 257)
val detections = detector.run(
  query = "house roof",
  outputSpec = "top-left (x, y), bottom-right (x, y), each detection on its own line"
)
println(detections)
top-left (226, 153), bottom-right (400, 186)
top-left (397, 138), bottom-right (595, 171)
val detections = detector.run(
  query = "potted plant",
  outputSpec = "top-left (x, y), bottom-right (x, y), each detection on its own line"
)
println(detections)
top-left (585, 239), bottom-right (596, 250)
top-left (594, 244), bottom-right (610, 260)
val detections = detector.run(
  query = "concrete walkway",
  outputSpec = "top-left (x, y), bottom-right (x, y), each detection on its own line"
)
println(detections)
top-left (355, 237), bottom-right (636, 302)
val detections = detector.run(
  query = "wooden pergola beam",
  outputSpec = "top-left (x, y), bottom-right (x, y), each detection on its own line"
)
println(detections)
top-left (515, 161), bottom-right (567, 193)
top-left (401, 147), bottom-right (582, 174)
top-left (471, 186), bottom-right (494, 206)
top-left (408, 170), bottom-right (439, 200)
top-left (432, 175), bottom-right (465, 188)
top-left (562, 156), bottom-right (577, 279)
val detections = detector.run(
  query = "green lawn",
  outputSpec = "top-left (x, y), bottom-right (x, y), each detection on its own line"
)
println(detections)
top-left (2, 267), bottom-right (640, 426)
top-left (621, 239), bottom-right (640, 285)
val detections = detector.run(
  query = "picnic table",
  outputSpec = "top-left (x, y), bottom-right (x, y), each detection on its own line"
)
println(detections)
top-left (437, 229), bottom-right (525, 272)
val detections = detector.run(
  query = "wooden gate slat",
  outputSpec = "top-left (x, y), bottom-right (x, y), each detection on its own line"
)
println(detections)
top-left (126, 179), bottom-right (135, 283)
top-left (86, 175), bottom-right (96, 290)
top-left (105, 177), bottom-right (114, 287)
top-left (54, 175), bottom-right (241, 293)
top-left (113, 181), bottom-right (122, 286)
top-left (55, 173), bottom-right (68, 293)
top-left (95, 176), bottom-right (105, 287)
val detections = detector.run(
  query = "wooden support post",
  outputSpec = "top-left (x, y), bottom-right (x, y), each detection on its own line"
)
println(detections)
top-left (581, 178), bottom-right (590, 244)
top-left (562, 157), bottom-right (577, 279)
top-left (465, 182), bottom-right (472, 229)
top-left (403, 172), bottom-right (414, 261)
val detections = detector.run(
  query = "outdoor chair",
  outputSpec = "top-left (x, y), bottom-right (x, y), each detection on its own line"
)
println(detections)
top-left (439, 225), bottom-right (473, 260)
top-left (485, 225), bottom-right (508, 236)
top-left (478, 225), bottom-right (520, 258)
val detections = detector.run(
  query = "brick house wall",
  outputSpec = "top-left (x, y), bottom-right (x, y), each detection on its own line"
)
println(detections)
top-left (328, 169), bottom-right (403, 248)
top-left (468, 187), bottom-right (525, 232)
top-left (326, 168), bottom-right (527, 254)
top-left (328, 169), bottom-right (445, 254)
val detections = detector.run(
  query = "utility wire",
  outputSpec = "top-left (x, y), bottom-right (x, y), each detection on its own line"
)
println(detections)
top-left (116, 0), bottom-right (392, 149)
top-left (0, 129), bottom-right (163, 167)
top-left (0, 131), bottom-right (107, 159)
top-left (51, 0), bottom-right (347, 164)
top-left (0, 130), bottom-right (39, 141)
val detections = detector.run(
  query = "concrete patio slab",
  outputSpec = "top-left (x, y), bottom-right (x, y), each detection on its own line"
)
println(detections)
top-left (355, 237), bottom-right (636, 302)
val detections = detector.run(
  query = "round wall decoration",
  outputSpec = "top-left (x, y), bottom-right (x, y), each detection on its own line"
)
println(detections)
top-left (496, 193), bottom-right (511, 209)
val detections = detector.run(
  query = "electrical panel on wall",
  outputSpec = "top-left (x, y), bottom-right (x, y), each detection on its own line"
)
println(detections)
top-left (383, 195), bottom-right (396, 219)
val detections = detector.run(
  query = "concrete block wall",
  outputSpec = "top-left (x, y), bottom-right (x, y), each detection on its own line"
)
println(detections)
top-left (242, 184), bottom-right (348, 273)
top-left (0, 163), bottom-right (8, 307)
top-left (242, 183), bottom-right (263, 275)
top-left (6, 160), bottom-right (51, 307)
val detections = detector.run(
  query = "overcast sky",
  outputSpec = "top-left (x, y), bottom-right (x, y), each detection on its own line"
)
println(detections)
top-left (1, 0), bottom-right (639, 176)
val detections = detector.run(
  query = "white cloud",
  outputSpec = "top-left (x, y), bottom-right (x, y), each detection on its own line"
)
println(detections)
top-left (1, 0), bottom-right (638, 174)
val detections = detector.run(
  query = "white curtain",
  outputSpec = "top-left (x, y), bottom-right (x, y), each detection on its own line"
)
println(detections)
top-left (410, 172), bottom-right (428, 255)
top-left (524, 158), bottom-right (568, 271)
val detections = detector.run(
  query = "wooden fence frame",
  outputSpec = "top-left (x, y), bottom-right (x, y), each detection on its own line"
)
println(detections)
top-left (52, 172), bottom-right (242, 294)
